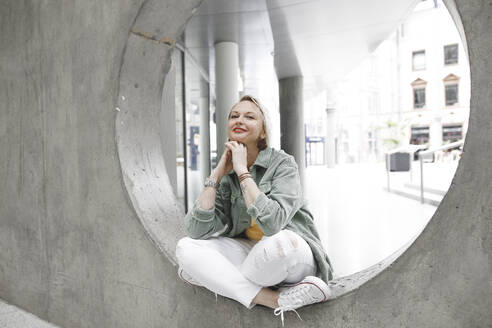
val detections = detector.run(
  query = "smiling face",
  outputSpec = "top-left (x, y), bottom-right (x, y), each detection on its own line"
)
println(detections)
top-left (227, 100), bottom-right (266, 149)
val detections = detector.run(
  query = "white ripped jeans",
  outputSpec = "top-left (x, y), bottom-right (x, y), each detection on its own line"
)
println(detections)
top-left (175, 230), bottom-right (316, 308)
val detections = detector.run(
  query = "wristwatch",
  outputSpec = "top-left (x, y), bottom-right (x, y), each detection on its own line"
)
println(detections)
top-left (204, 177), bottom-right (218, 188)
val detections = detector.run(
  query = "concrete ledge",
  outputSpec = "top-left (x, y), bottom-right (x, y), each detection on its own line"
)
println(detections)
top-left (116, 0), bottom-right (202, 264)
top-left (0, 300), bottom-right (59, 328)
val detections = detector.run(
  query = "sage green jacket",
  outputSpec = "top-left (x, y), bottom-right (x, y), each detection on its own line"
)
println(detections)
top-left (184, 146), bottom-right (334, 283)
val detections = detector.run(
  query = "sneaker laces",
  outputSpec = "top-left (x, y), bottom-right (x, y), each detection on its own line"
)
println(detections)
top-left (274, 306), bottom-right (302, 326)
top-left (274, 283), bottom-right (323, 326)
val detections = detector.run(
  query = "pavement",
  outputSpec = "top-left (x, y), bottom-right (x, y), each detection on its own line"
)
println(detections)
top-left (0, 300), bottom-right (58, 328)
top-left (305, 161), bottom-right (440, 277)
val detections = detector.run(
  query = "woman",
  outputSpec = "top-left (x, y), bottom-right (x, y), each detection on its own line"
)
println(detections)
top-left (176, 95), bottom-right (334, 324)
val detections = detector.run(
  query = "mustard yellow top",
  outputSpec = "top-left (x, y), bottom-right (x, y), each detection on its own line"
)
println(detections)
top-left (245, 217), bottom-right (264, 241)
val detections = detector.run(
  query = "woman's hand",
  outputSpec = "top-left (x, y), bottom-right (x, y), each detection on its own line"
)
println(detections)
top-left (225, 141), bottom-right (249, 176)
top-left (211, 146), bottom-right (233, 181)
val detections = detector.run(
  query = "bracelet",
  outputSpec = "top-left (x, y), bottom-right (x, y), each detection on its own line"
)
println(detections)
top-left (204, 177), bottom-right (218, 188)
top-left (238, 172), bottom-right (252, 183)
top-left (239, 175), bottom-right (252, 184)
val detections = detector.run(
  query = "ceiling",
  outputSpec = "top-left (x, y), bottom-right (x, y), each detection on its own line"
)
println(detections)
top-left (181, 0), bottom-right (419, 111)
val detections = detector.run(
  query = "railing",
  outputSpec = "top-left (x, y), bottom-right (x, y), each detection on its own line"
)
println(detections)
top-left (418, 140), bottom-right (464, 203)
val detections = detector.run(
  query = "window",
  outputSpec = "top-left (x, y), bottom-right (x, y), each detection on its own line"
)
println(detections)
top-left (442, 124), bottom-right (463, 142)
top-left (443, 74), bottom-right (460, 107)
top-left (444, 44), bottom-right (458, 65)
top-left (445, 84), bottom-right (459, 106)
top-left (413, 87), bottom-right (426, 108)
top-left (410, 126), bottom-right (430, 145)
top-left (411, 78), bottom-right (427, 109)
top-left (412, 50), bottom-right (426, 70)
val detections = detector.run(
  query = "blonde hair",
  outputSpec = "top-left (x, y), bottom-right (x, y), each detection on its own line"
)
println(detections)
top-left (230, 95), bottom-right (272, 148)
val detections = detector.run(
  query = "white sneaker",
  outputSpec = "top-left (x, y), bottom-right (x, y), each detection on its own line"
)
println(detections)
top-left (178, 267), bottom-right (202, 287)
top-left (274, 276), bottom-right (331, 326)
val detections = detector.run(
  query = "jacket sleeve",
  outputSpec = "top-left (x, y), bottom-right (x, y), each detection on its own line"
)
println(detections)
top-left (246, 156), bottom-right (303, 236)
top-left (184, 179), bottom-right (232, 239)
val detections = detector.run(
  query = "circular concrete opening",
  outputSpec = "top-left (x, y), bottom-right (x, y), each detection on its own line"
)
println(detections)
top-left (115, 0), bottom-right (492, 325)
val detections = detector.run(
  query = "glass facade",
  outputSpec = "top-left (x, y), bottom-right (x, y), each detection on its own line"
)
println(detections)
top-left (442, 124), bottom-right (463, 142)
top-left (410, 126), bottom-right (430, 144)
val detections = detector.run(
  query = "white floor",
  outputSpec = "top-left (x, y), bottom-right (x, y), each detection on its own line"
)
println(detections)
top-left (304, 161), bottom-right (457, 277)
top-left (178, 160), bottom-right (459, 278)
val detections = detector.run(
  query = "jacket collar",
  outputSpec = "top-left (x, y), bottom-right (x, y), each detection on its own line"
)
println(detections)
top-left (228, 146), bottom-right (272, 175)
top-left (252, 146), bottom-right (272, 169)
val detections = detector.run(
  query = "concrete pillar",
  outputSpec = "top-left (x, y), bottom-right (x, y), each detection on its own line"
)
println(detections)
top-left (325, 107), bottom-right (336, 168)
top-left (279, 76), bottom-right (305, 185)
top-left (199, 79), bottom-right (211, 183)
top-left (215, 42), bottom-right (239, 157)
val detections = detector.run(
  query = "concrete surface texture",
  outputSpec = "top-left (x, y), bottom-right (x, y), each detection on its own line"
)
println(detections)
top-left (0, 300), bottom-right (59, 328)
top-left (0, 1), bottom-right (491, 328)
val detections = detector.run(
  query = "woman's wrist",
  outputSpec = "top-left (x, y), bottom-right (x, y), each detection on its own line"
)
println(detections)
top-left (238, 172), bottom-right (252, 184)
top-left (235, 167), bottom-right (249, 176)
top-left (209, 169), bottom-right (223, 182)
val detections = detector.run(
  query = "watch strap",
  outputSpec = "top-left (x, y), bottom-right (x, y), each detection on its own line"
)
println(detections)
top-left (204, 177), bottom-right (218, 188)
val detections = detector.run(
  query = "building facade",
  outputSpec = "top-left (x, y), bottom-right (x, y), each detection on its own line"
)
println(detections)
top-left (305, 0), bottom-right (470, 164)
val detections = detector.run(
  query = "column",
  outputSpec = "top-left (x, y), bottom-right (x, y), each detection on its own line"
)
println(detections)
top-left (215, 42), bottom-right (239, 157)
top-left (325, 107), bottom-right (336, 168)
top-left (430, 116), bottom-right (443, 148)
top-left (279, 76), bottom-right (305, 185)
top-left (199, 79), bottom-right (211, 183)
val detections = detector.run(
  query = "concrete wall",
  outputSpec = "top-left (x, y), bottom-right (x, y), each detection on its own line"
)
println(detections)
top-left (0, 1), bottom-right (491, 328)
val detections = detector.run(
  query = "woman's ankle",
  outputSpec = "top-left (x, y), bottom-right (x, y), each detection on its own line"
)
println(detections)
top-left (252, 288), bottom-right (280, 309)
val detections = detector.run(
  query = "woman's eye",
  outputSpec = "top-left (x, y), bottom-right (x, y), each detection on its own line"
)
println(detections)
top-left (229, 114), bottom-right (254, 119)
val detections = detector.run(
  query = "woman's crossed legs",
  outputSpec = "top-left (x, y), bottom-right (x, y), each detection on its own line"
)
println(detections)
top-left (175, 229), bottom-right (316, 308)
